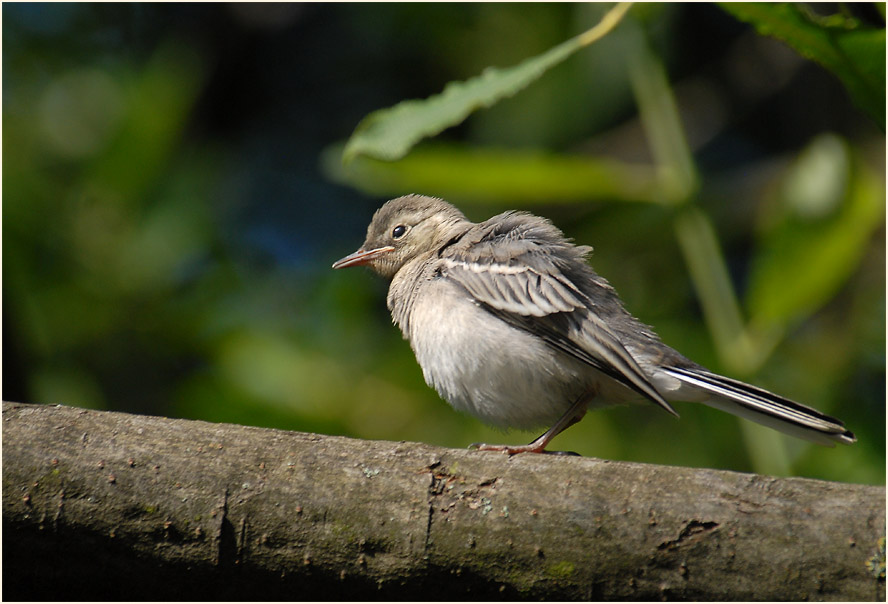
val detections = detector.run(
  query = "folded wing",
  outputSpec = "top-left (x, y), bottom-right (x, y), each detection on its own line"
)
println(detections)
top-left (440, 211), bottom-right (677, 416)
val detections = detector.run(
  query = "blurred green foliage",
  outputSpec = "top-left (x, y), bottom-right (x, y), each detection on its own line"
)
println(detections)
top-left (721, 2), bottom-right (886, 129)
top-left (3, 3), bottom-right (884, 484)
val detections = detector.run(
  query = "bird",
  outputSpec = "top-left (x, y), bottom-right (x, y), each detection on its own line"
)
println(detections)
top-left (332, 194), bottom-right (856, 455)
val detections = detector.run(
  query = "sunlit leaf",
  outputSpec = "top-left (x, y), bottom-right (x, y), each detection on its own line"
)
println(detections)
top-left (342, 3), bottom-right (633, 163)
top-left (324, 143), bottom-right (669, 204)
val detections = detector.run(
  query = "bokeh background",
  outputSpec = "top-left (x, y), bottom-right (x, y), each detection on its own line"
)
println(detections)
top-left (3, 3), bottom-right (884, 484)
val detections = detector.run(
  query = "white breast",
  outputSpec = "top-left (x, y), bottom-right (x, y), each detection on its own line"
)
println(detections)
top-left (402, 278), bottom-right (596, 430)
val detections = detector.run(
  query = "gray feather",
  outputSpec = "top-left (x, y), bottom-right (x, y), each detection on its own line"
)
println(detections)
top-left (440, 211), bottom-right (677, 415)
top-left (663, 367), bottom-right (855, 445)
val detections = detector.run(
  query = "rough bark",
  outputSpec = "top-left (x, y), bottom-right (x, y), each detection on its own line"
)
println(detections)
top-left (2, 401), bottom-right (884, 601)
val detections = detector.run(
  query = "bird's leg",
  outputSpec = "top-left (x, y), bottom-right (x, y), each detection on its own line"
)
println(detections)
top-left (470, 392), bottom-right (591, 455)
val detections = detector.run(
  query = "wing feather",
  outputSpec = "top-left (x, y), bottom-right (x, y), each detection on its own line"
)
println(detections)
top-left (440, 212), bottom-right (676, 414)
top-left (663, 367), bottom-right (855, 445)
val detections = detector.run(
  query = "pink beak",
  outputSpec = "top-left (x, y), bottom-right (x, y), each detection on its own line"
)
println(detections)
top-left (332, 246), bottom-right (395, 269)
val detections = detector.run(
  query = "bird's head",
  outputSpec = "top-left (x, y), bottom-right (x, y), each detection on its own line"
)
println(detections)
top-left (332, 195), bottom-right (469, 280)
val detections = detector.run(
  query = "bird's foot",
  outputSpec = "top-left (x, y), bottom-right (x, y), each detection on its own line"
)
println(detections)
top-left (469, 442), bottom-right (540, 455)
top-left (468, 442), bottom-right (580, 456)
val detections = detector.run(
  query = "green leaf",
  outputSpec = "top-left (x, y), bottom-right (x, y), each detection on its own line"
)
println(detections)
top-left (720, 3), bottom-right (886, 129)
top-left (342, 3), bottom-right (633, 163)
top-left (746, 134), bottom-right (885, 326)
top-left (323, 143), bottom-right (671, 204)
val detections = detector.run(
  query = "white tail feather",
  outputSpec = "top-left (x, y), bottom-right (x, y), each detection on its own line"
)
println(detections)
top-left (663, 367), bottom-right (855, 446)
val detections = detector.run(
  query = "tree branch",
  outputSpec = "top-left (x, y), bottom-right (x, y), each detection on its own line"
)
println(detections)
top-left (3, 401), bottom-right (884, 600)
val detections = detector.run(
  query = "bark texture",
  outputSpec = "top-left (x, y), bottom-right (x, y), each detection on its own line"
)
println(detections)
top-left (3, 401), bottom-right (885, 601)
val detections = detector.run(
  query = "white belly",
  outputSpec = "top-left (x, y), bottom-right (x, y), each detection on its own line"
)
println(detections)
top-left (403, 280), bottom-right (597, 430)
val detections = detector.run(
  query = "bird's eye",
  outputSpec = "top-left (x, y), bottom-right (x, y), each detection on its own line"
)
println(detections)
top-left (392, 225), bottom-right (408, 239)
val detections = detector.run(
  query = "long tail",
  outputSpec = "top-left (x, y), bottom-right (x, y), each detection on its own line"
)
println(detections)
top-left (662, 366), bottom-right (856, 446)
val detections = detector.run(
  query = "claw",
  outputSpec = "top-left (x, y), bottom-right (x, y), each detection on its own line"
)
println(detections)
top-left (469, 442), bottom-right (579, 456)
